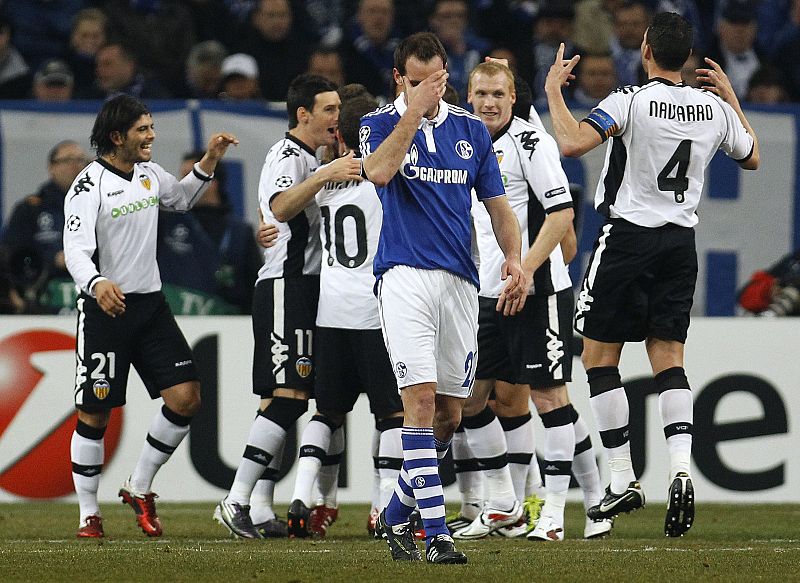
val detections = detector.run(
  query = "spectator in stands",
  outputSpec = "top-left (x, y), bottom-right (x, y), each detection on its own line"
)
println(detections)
top-left (0, 246), bottom-right (24, 313)
top-left (739, 250), bottom-right (800, 316)
top-left (653, 0), bottom-right (705, 52)
top-left (766, 0), bottom-right (800, 101)
top-left (572, 53), bottom-right (617, 106)
top-left (708, 0), bottom-right (762, 100)
top-left (0, 0), bottom-right (83, 73)
top-left (307, 47), bottom-right (346, 87)
top-left (0, 140), bottom-right (90, 313)
top-left (79, 43), bottom-right (172, 99)
top-left (428, 0), bottom-right (490, 101)
top-left (681, 52), bottom-right (702, 87)
top-left (238, 0), bottom-right (309, 101)
top-left (31, 59), bottom-right (75, 102)
top-left (610, 1), bottom-right (650, 86)
top-left (0, 14), bottom-right (31, 99)
top-left (746, 65), bottom-right (791, 103)
top-left (102, 0), bottom-right (196, 96)
top-left (574, 0), bottom-right (623, 54)
top-left (158, 151), bottom-right (261, 314)
top-left (184, 40), bottom-right (227, 99)
top-left (520, 0), bottom-right (579, 107)
top-left (66, 8), bottom-right (107, 98)
top-left (219, 53), bottom-right (262, 100)
top-left (304, 0), bottom-right (345, 46)
top-left (488, 47), bottom-right (518, 74)
top-left (341, 0), bottom-right (400, 101)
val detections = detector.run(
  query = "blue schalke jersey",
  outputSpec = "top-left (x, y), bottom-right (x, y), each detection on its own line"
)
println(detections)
top-left (360, 95), bottom-right (505, 288)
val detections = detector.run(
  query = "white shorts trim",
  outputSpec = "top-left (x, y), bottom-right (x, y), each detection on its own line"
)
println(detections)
top-left (377, 266), bottom-right (478, 398)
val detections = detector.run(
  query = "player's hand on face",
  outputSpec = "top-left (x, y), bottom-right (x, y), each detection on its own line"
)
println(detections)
top-left (404, 69), bottom-right (448, 116)
top-left (257, 208), bottom-right (279, 248)
top-left (94, 279), bottom-right (126, 317)
top-left (696, 58), bottom-right (737, 104)
top-left (497, 260), bottom-right (528, 316)
top-left (321, 151), bottom-right (363, 184)
top-left (206, 132), bottom-right (240, 160)
top-left (544, 43), bottom-right (580, 94)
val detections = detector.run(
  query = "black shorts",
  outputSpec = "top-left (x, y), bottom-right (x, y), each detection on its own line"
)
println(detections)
top-left (314, 327), bottom-right (402, 419)
top-left (73, 291), bottom-right (198, 410)
top-left (476, 289), bottom-right (573, 388)
top-left (575, 219), bottom-right (697, 343)
top-left (251, 276), bottom-right (319, 397)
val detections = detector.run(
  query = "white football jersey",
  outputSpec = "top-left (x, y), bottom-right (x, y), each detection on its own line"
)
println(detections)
top-left (257, 133), bottom-right (322, 281)
top-left (472, 116), bottom-right (574, 298)
top-left (315, 169), bottom-right (382, 329)
top-left (63, 159), bottom-right (212, 295)
top-left (584, 78), bottom-right (754, 228)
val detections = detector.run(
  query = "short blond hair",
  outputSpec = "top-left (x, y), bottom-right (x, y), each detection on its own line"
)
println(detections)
top-left (468, 61), bottom-right (515, 95)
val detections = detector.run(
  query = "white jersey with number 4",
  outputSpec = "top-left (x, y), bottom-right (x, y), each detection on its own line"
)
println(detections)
top-left (583, 78), bottom-right (754, 228)
top-left (315, 168), bottom-right (383, 330)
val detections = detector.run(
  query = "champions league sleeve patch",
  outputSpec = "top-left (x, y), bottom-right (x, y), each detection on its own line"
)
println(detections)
top-left (66, 214), bottom-right (82, 231)
top-left (584, 108), bottom-right (619, 142)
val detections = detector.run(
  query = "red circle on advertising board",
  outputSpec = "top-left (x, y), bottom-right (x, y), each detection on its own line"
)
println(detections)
top-left (0, 330), bottom-right (123, 498)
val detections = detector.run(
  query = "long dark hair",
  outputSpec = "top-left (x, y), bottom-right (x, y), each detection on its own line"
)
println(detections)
top-left (89, 95), bottom-right (150, 156)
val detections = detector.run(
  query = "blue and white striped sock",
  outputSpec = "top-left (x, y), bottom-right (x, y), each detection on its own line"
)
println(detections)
top-left (384, 465), bottom-right (416, 525)
top-left (402, 427), bottom-right (448, 541)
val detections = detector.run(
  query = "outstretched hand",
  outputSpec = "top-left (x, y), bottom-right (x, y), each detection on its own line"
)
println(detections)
top-left (205, 133), bottom-right (240, 160)
top-left (544, 43), bottom-right (580, 95)
top-left (696, 58), bottom-right (738, 104)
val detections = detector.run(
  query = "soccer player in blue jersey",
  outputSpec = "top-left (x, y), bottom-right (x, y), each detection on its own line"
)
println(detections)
top-left (361, 32), bottom-right (527, 564)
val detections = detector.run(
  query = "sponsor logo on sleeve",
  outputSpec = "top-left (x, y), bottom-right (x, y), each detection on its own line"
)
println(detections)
top-left (544, 186), bottom-right (567, 199)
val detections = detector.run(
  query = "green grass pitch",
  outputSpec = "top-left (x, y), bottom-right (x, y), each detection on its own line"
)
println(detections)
top-left (0, 502), bottom-right (798, 582)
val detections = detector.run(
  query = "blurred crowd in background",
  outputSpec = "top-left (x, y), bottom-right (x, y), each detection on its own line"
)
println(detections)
top-left (1, 0), bottom-right (798, 317)
top-left (0, 0), bottom-right (799, 107)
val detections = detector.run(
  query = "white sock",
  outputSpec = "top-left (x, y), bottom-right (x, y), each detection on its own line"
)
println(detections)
top-left (451, 427), bottom-right (482, 519)
top-left (588, 367), bottom-right (635, 494)
top-left (540, 405), bottom-right (574, 524)
top-left (228, 414), bottom-right (286, 507)
top-left (371, 428), bottom-right (381, 509)
top-left (317, 425), bottom-right (344, 507)
top-left (130, 405), bottom-right (191, 494)
top-left (658, 387), bottom-right (693, 477)
top-left (463, 407), bottom-right (516, 510)
top-left (71, 425), bottom-right (104, 523)
top-left (570, 405), bottom-right (603, 510)
top-left (499, 413), bottom-right (535, 502)
top-left (378, 424), bottom-right (403, 510)
top-left (292, 416), bottom-right (333, 506)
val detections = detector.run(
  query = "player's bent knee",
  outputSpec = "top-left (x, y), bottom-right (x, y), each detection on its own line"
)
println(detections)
top-left (162, 381), bottom-right (201, 417)
top-left (530, 384), bottom-right (569, 413)
top-left (260, 396), bottom-right (309, 430)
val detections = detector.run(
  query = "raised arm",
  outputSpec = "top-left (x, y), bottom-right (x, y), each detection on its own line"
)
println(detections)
top-left (362, 69), bottom-right (448, 186)
top-left (697, 57), bottom-right (760, 170)
top-left (544, 43), bottom-right (603, 158)
top-left (271, 152), bottom-right (362, 222)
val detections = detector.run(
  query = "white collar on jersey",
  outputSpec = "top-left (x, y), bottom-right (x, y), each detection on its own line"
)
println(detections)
top-left (394, 94), bottom-right (449, 128)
